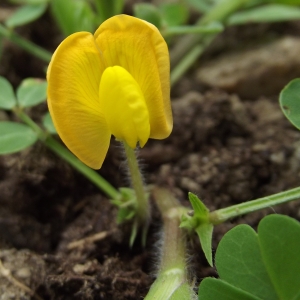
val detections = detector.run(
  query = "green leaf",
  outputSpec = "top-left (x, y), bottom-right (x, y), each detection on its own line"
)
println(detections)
top-left (16, 78), bottom-right (47, 108)
top-left (279, 78), bottom-right (300, 130)
top-left (0, 76), bottom-right (17, 110)
top-left (199, 278), bottom-right (261, 300)
top-left (159, 3), bottom-right (189, 27)
top-left (50, 0), bottom-right (95, 36)
top-left (216, 225), bottom-right (278, 299)
top-left (42, 112), bottom-right (56, 134)
top-left (0, 121), bottom-right (37, 154)
top-left (228, 4), bottom-right (300, 25)
top-left (258, 215), bottom-right (300, 300)
top-left (198, 214), bottom-right (300, 300)
top-left (5, 4), bottom-right (47, 28)
top-left (133, 3), bottom-right (162, 29)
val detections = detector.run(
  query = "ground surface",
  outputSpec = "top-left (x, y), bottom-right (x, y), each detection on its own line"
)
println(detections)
top-left (1, 3), bottom-right (300, 300)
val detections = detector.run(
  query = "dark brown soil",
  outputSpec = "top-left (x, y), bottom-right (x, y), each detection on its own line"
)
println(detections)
top-left (1, 4), bottom-right (300, 300)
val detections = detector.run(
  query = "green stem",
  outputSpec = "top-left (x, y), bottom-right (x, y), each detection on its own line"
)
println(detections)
top-left (13, 107), bottom-right (45, 137)
top-left (170, 42), bottom-right (207, 87)
top-left (14, 108), bottom-right (119, 200)
top-left (209, 186), bottom-right (300, 224)
top-left (44, 136), bottom-right (119, 199)
top-left (0, 24), bottom-right (52, 63)
top-left (144, 188), bottom-right (196, 300)
top-left (162, 24), bottom-right (223, 39)
top-left (94, 0), bottom-right (124, 23)
top-left (169, 0), bottom-right (250, 85)
top-left (199, 0), bottom-right (249, 26)
top-left (123, 142), bottom-right (150, 243)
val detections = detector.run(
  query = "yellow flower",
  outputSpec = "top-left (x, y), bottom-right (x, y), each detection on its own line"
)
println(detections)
top-left (47, 14), bottom-right (172, 169)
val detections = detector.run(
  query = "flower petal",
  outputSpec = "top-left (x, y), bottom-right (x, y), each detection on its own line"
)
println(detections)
top-left (99, 66), bottom-right (150, 148)
top-left (94, 14), bottom-right (172, 140)
top-left (47, 32), bottom-right (110, 169)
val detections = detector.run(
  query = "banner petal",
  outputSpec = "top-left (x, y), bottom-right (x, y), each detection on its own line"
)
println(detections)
top-left (94, 15), bottom-right (172, 140)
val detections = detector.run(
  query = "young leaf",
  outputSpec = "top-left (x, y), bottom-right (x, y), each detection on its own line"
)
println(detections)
top-left (42, 112), bottom-right (56, 134)
top-left (180, 193), bottom-right (213, 266)
top-left (187, 194), bottom-right (212, 268)
top-left (279, 78), bottom-right (300, 130)
top-left (5, 4), bottom-right (47, 28)
top-left (133, 3), bottom-right (162, 29)
top-left (0, 121), bottom-right (37, 154)
top-left (198, 214), bottom-right (300, 300)
top-left (0, 76), bottom-right (17, 110)
top-left (228, 4), bottom-right (300, 25)
top-left (188, 192), bottom-right (209, 221)
top-left (111, 188), bottom-right (137, 224)
top-left (16, 78), bottom-right (47, 108)
top-left (195, 223), bottom-right (213, 267)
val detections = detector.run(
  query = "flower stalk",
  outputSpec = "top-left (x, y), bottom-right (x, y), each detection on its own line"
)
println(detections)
top-left (144, 188), bottom-right (196, 300)
top-left (123, 142), bottom-right (150, 245)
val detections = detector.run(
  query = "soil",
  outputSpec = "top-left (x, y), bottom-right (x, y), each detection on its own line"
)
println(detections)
top-left (1, 3), bottom-right (300, 300)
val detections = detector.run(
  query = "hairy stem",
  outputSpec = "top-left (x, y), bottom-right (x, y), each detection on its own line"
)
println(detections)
top-left (144, 188), bottom-right (196, 300)
top-left (123, 142), bottom-right (150, 244)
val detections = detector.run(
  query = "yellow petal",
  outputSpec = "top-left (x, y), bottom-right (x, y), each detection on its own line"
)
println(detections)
top-left (99, 66), bottom-right (150, 148)
top-left (94, 14), bottom-right (173, 140)
top-left (47, 32), bottom-right (110, 169)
